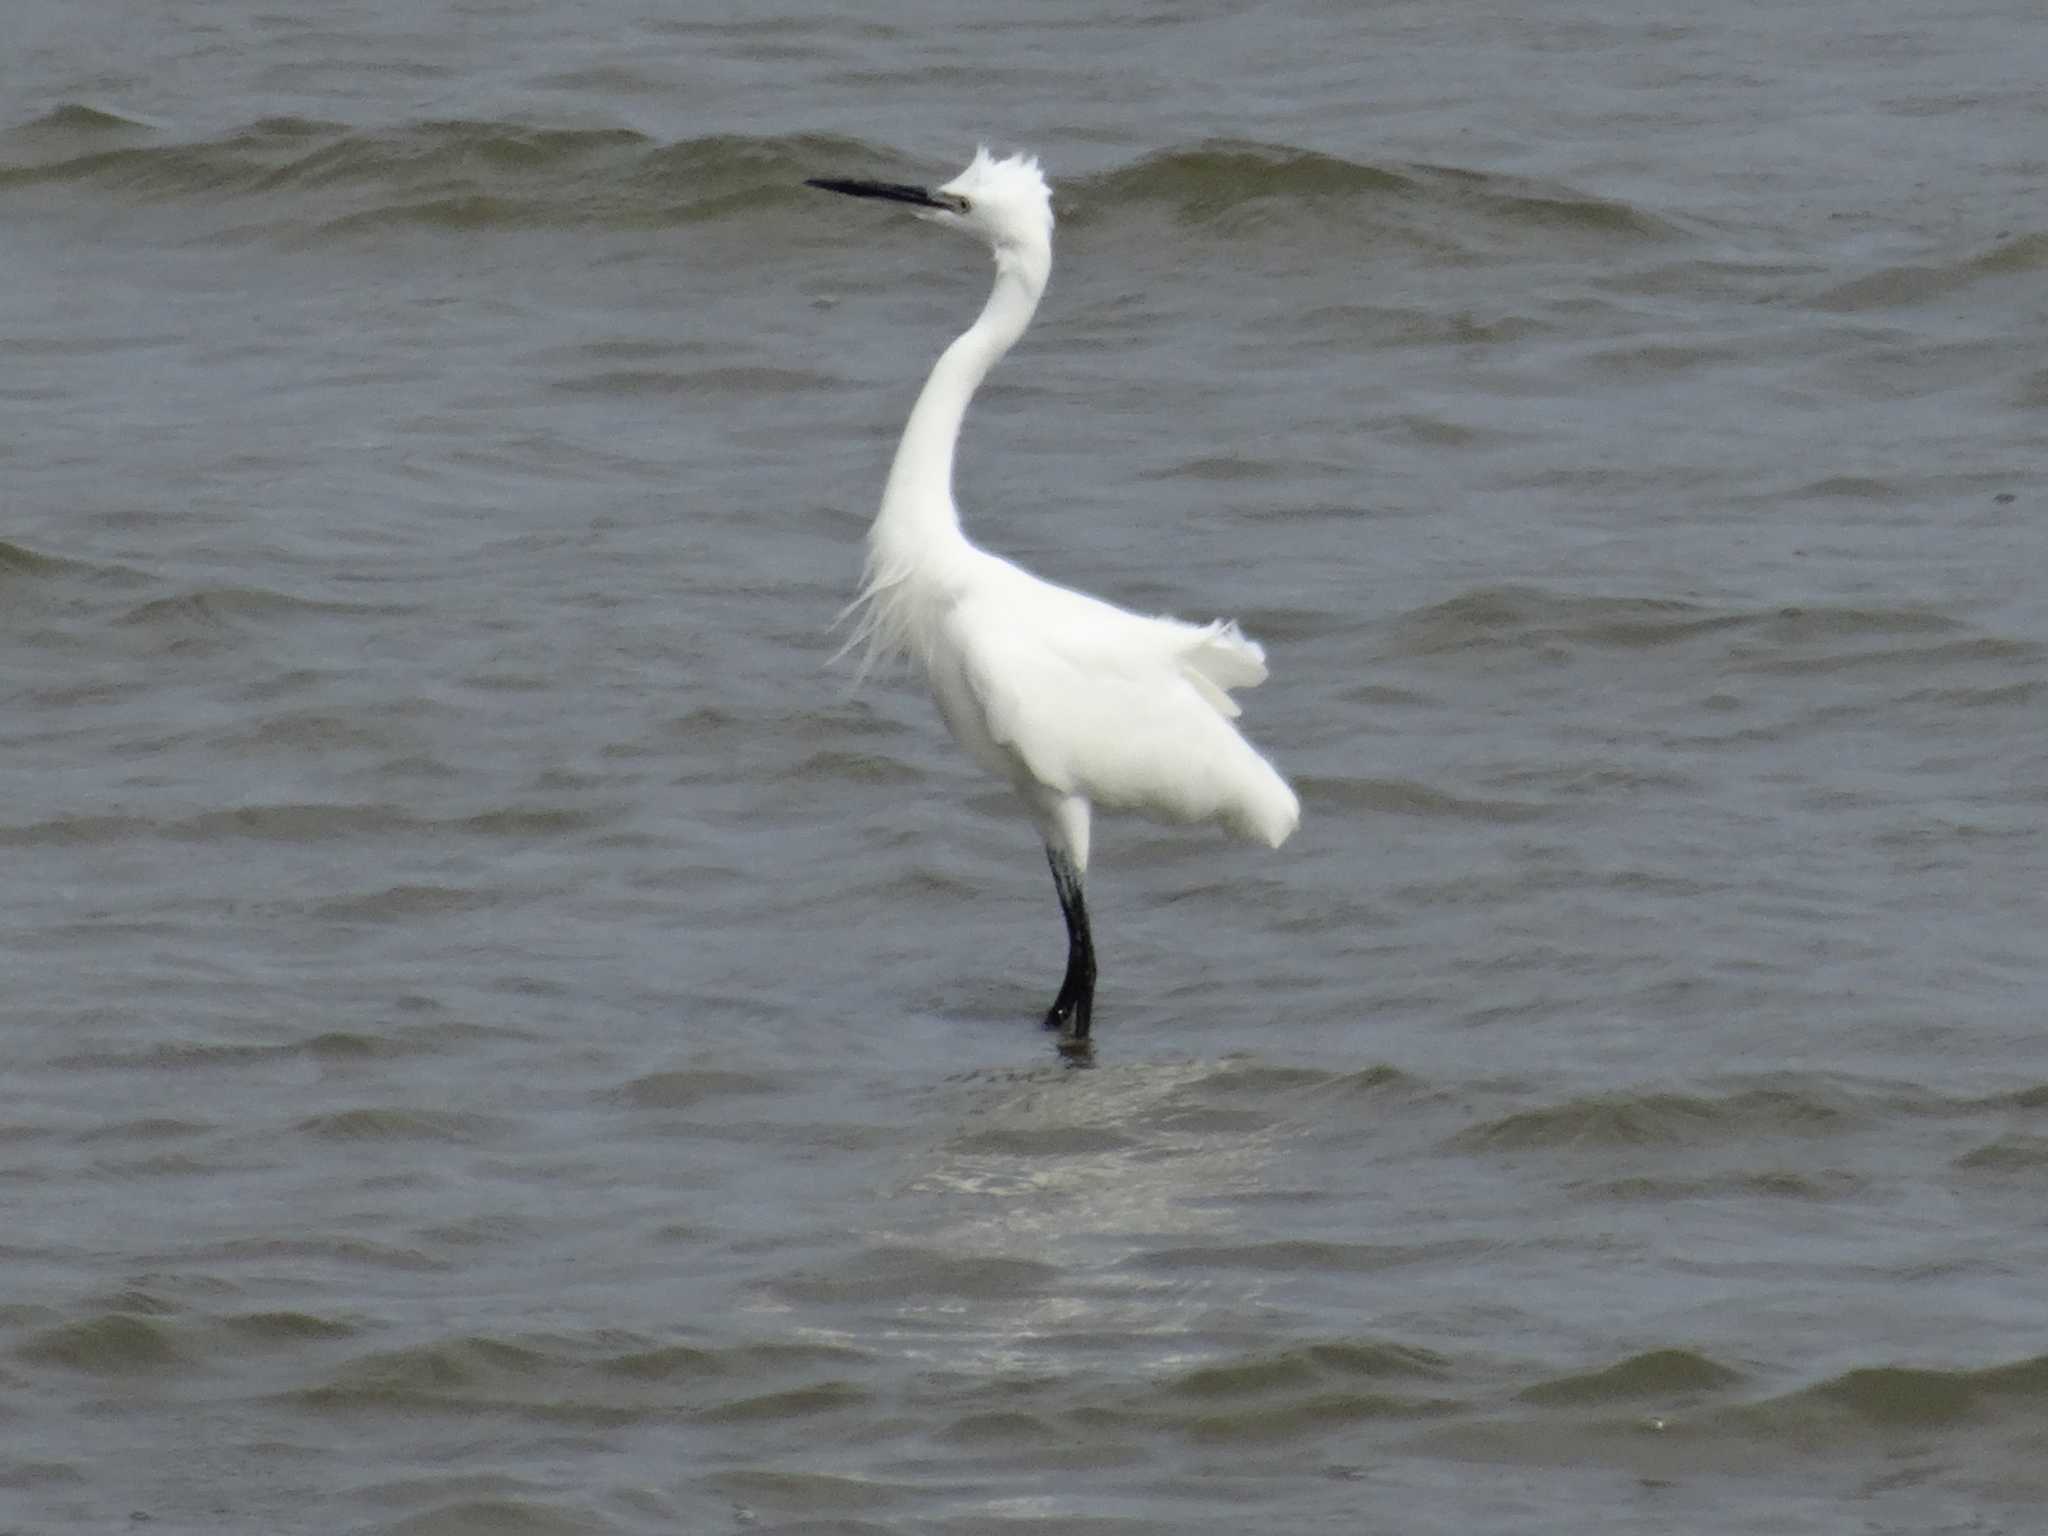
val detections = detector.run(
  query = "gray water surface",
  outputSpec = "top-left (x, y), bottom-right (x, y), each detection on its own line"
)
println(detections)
top-left (5, 2), bottom-right (2048, 1532)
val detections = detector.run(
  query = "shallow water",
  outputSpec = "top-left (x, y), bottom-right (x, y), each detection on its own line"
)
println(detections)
top-left (5, 1), bottom-right (2048, 1532)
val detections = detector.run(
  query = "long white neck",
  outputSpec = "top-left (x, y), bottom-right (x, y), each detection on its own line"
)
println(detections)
top-left (869, 246), bottom-right (1048, 577)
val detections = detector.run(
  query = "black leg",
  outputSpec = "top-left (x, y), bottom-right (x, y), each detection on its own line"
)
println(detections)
top-left (1042, 846), bottom-right (1096, 1039)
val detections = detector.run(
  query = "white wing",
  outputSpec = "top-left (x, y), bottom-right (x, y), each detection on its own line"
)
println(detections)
top-left (934, 556), bottom-right (1299, 848)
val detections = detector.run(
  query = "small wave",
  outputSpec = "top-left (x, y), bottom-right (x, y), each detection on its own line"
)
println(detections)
top-left (764, 1244), bottom-right (1058, 1305)
top-left (1075, 140), bottom-right (1675, 247)
top-left (1518, 1348), bottom-right (1744, 1406)
top-left (1297, 774), bottom-right (1549, 823)
top-left (288, 1330), bottom-right (881, 1431)
top-left (0, 537), bottom-right (68, 577)
top-left (1132, 1238), bottom-right (1468, 1274)
top-left (5, 115), bottom-right (1681, 254)
top-left (294, 1107), bottom-right (505, 1144)
top-left (1, 114), bottom-right (880, 232)
top-left (379, 1498), bottom-right (601, 1535)
top-left (1752, 1355), bottom-right (2048, 1433)
top-left (0, 799), bottom-right (612, 849)
top-left (1085, 140), bottom-right (1418, 216)
top-left (1384, 586), bottom-right (2043, 701)
top-left (1954, 1133), bottom-right (2048, 1172)
top-left (1811, 231), bottom-right (2048, 312)
top-left (116, 584), bottom-right (395, 637)
top-left (1122, 1343), bottom-right (1464, 1442)
top-left (219, 1310), bottom-right (360, 1344)
top-left (607, 1066), bottom-right (787, 1110)
top-left (552, 364), bottom-right (832, 398)
top-left (12, 103), bottom-right (157, 138)
top-left (0, 103), bottom-right (156, 169)
top-left (1390, 585), bottom-right (1747, 658)
top-left (19, 1313), bottom-right (186, 1375)
top-left (1451, 1077), bottom-right (1884, 1152)
top-left (1166, 1340), bottom-right (1454, 1399)
top-left (311, 883), bottom-right (494, 922)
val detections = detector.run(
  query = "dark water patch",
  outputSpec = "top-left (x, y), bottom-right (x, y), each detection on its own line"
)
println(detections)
top-left (294, 1107), bottom-right (504, 1144)
top-left (48, 802), bottom-right (612, 846)
top-left (608, 1067), bottom-right (788, 1110)
top-left (786, 746), bottom-right (927, 787)
top-left (1811, 232), bottom-right (2048, 312)
top-left (17, 1313), bottom-right (185, 1375)
top-left (1390, 586), bottom-right (1748, 660)
top-left (704, 1469), bottom-right (904, 1513)
top-left (1077, 141), bottom-right (1674, 249)
top-left (594, 1343), bottom-right (727, 1382)
top-left (1290, 304), bottom-right (1548, 352)
top-left (1139, 451), bottom-right (1295, 484)
top-left (1, 102), bottom-right (157, 152)
top-left (1452, 1079), bottom-right (1875, 1153)
top-left (1576, 338), bottom-right (1748, 380)
top-left (53, 1021), bottom-right (497, 1074)
top-left (312, 884), bottom-right (493, 922)
top-left (1730, 632), bottom-right (2037, 679)
top-left (454, 804), bottom-right (610, 837)
top-left (190, 1235), bottom-right (451, 1273)
top-left (1895, 676), bottom-right (2044, 711)
top-left (1581, 1169), bottom-right (1864, 1202)
top-left (1176, 1389), bottom-right (1460, 1443)
top-left (555, 364), bottom-right (831, 398)
top-left (116, 584), bottom-right (385, 637)
top-left (220, 1310), bottom-right (362, 1343)
top-left (1788, 473), bottom-right (1906, 501)
top-left (1749, 603), bottom-right (1957, 644)
top-left (1165, 1340), bottom-right (1454, 1400)
top-left (0, 1460), bottom-right (86, 1490)
top-left (600, 1338), bottom-right (871, 1383)
top-left (49, 1038), bottom-right (302, 1072)
top-left (2, 117), bottom-right (888, 232)
top-left (177, 803), bottom-right (410, 841)
top-left (1733, 1356), bottom-right (2048, 1438)
top-left (1386, 589), bottom-right (2038, 702)
top-left (287, 1329), bottom-right (880, 1430)
top-left (382, 1496), bottom-right (607, 1536)
top-left (1954, 1133), bottom-right (2048, 1172)
top-left (1306, 1062), bottom-right (1434, 1105)
top-left (694, 1379), bottom-right (872, 1424)
top-left (939, 1409), bottom-right (1064, 1447)
top-left (288, 1336), bottom-right (561, 1408)
top-left (75, 1115), bottom-right (214, 1143)
top-left (1109, 1349), bottom-right (1465, 1444)
top-left (1518, 1348), bottom-right (1744, 1406)
top-left (1131, 1239), bottom-right (1466, 1276)
top-left (217, 709), bottom-right (407, 755)
top-left (1296, 775), bottom-right (1548, 823)
top-left (0, 537), bottom-right (76, 580)
top-left (315, 193), bottom-right (543, 233)
top-left (766, 1246), bottom-right (1059, 1305)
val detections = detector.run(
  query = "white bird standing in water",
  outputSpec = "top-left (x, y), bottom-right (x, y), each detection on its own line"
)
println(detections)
top-left (807, 148), bottom-right (1298, 1048)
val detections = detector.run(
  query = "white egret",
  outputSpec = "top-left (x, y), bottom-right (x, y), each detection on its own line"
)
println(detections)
top-left (807, 148), bottom-right (1298, 1047)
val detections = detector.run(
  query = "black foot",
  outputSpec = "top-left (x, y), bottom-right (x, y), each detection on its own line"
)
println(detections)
top-left (1042, 994), bottom-right (1091, 1036)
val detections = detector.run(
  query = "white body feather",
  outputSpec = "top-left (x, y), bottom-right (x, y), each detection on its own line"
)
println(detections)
top-left (835, 149), bottom-right (1298, 874)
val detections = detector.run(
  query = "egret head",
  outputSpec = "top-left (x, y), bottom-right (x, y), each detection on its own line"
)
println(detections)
top-left (808, 147), bottom-right (1054, 273)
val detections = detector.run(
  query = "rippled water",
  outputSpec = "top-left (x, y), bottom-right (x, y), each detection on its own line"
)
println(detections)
top-left (6, 2), bottom-right (2048, 1532)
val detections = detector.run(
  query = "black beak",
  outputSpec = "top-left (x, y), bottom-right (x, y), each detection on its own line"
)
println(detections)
top-left (805, 178), bottom-right (965, 213)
